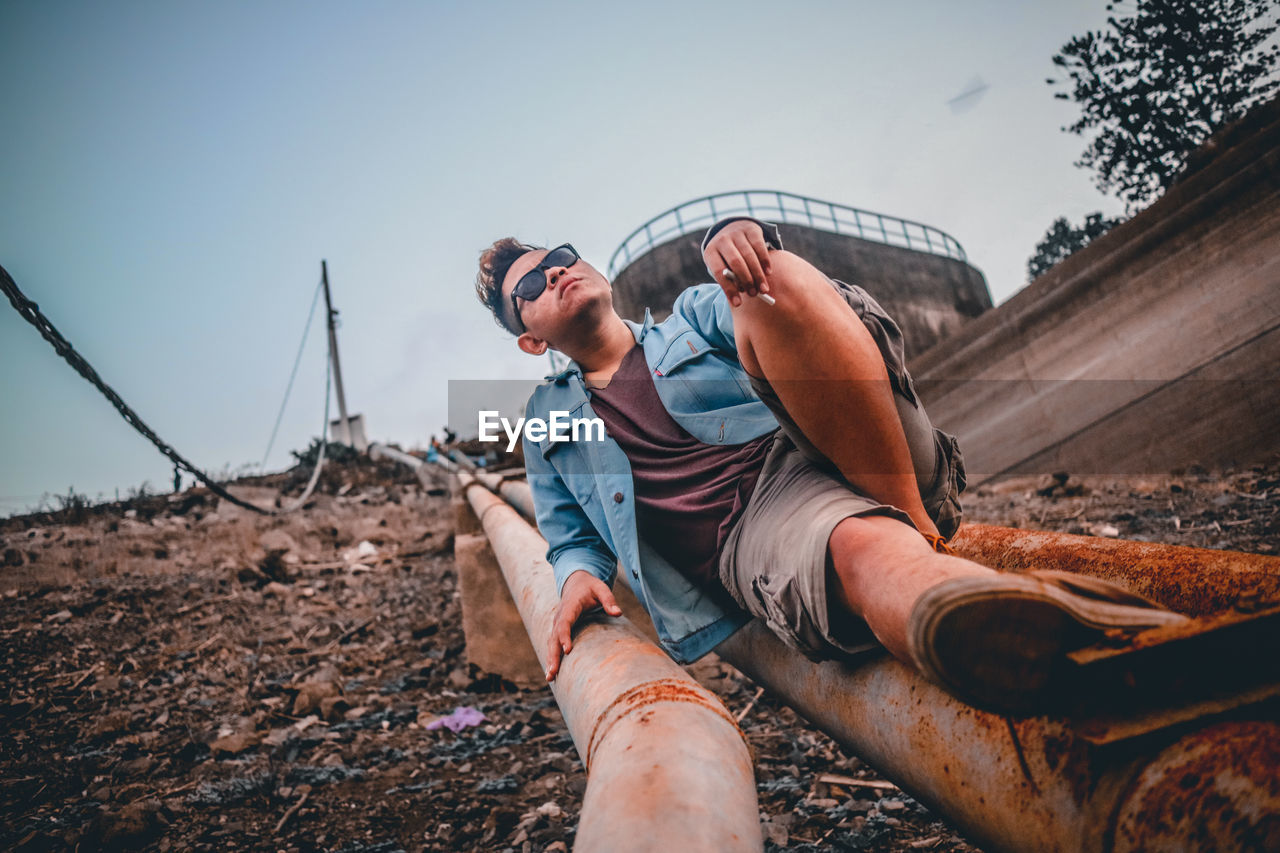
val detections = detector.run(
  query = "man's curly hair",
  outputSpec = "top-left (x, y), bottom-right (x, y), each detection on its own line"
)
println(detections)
top-left (476, 238), bottom-right (541, 335)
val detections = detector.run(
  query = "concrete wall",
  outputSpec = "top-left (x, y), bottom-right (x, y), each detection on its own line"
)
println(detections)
top-left (611, 223), bottom-right (992, 358)
top-left (910, 97), bottom-right (1280, 481)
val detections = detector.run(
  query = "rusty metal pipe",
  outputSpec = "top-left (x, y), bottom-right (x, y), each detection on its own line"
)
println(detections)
top-left (715, 619), bottom-right (1280, 852)
top-left (952, 522), bottom-right (1280, 616)
top-left (456, 472), bottom-right (762, 852)
top-left (447, 448), bottom-right (477, 471)
top-left (368, 442), bottom-right (451, 489)
top-left (368, 442), bottom-right (423, 470)
top-left (473, 470), bottom-right (537, 521)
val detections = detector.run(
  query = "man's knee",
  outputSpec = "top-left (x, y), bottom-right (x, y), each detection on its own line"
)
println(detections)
top-left (730, 250), bottom-right (844, 331)
top-left (761, 251), bottom-right (832, 302)
top-left (731, 250), bottom-right (887, 386)
top-left (829, 514), bottom-right (933, 566)
top-left (825, 514), bottom-right (933, 618)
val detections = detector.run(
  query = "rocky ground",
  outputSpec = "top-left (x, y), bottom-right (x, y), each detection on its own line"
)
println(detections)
top-left (962, 462), bottom-right (1279, 556)
top-left (1, 452), bottom-right (1276, 852)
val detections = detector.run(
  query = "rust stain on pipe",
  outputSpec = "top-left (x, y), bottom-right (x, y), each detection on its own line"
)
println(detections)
top-left (585, 677), bottom-right (750, 770)
top-left (1110, 721), bottom-right (1280, 851)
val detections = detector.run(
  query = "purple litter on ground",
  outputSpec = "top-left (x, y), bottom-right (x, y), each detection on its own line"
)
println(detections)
top-left (427, 706), bottom-right (487, 733)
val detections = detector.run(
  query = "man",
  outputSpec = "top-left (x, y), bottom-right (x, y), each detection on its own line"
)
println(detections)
top-left (474, 218), bottom-right (1185, 714)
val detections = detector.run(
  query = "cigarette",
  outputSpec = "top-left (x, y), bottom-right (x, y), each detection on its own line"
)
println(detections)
top-left (722, 268), bottom-right (776, 306)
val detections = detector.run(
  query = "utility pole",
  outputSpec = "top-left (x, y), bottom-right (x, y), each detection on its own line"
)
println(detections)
top-left (321, 260), bottom-right (366, 450)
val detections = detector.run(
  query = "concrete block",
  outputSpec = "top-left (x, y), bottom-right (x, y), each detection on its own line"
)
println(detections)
top-left (455, 475), bottom-right (663, 680)
top-left (452, 490), bottom-right (482, 536)
top-left (456, 531), bottom-right (543, 686)
top-left (454, 488), bottom-right (661, 682)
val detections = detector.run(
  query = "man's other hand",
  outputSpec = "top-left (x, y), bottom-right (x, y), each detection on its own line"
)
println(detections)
top-left (545, 570), bottom-right (622, 681)
top-left (703, 219), bottom-right (773, 307)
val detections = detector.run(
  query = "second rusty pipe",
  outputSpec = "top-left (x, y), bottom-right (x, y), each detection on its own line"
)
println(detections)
top-left (456, 472), bottom-right (761, 852)
top-left (716, 619), bottom-right (1280, 852)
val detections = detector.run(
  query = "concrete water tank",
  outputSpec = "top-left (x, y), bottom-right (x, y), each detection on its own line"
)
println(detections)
top-left (608, 191), bottom-right (992, 357)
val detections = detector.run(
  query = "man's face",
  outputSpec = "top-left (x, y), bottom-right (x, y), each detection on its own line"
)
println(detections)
top-left (500, 245), bottom-right (612, 348)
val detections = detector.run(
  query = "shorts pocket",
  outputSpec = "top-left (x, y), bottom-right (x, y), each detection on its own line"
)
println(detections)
top-left (751, 575), bottom-right (792, 637)
top-left (750, 574), bottom-right (826, 661)
top-left (927, 429), bottom-right (967, 540)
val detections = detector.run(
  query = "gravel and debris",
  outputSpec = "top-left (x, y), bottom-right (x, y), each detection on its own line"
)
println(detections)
top-left (962, 462), bottom-right (1278, 555)
top-left (2, 452), bottom-right (1275, 852)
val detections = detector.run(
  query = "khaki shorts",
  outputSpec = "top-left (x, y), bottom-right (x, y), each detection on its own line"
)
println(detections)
top-left (717, 278), bottom-right (966, 660)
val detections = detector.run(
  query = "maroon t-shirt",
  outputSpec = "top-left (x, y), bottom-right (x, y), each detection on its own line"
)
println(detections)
top-left (587, 343), bottom-right (776, 590)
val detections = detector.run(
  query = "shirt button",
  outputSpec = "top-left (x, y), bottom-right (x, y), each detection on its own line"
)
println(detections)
top-left (632, 570), bottom-right (639, 579)
top-left (613, 492), bottom-right (624, 503)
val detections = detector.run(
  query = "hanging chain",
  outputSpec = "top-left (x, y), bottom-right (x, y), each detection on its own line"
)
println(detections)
top-left (1, 262), bottom-right (329, 515)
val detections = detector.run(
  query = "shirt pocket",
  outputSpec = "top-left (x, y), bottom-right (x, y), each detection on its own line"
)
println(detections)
top-left (655, 332), bottom-right (758, 413)
top-left (536, 431), bottom-right (599, 507)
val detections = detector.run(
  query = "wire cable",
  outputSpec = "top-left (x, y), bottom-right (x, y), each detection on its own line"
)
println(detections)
top-left (260, 277), bottom-right (324, 470)
top-left (277, 330), bottom-right (331, 513)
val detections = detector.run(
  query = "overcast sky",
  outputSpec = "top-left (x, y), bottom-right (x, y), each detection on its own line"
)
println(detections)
top-left (0, 0), bottom-right (1128, 514)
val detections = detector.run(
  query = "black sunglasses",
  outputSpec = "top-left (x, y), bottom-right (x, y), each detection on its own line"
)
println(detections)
top-left (510, 244), bottom-right (579, 333)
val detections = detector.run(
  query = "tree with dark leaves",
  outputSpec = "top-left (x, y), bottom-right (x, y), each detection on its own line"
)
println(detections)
top-left (1027, 212), bottom-right (1128, 281)
top-left (1049, 0), bottom-right (1280, 211)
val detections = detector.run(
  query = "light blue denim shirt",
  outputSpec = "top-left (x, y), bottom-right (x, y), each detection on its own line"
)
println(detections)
top-left (522, 281), bottom-right (781, 663)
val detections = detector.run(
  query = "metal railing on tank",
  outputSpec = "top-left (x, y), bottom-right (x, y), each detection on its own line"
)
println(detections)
top-left (607, 190), bottom-right (967, 279)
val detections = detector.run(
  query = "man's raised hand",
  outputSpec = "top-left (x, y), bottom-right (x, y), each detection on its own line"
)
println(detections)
top-left (545, 570), bottom-right (622, 682)
top-left (703, 219), bottom-right (773, 307)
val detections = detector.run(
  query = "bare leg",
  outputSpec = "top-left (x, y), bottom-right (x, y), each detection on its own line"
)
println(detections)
top-left (824, 514), bottom-right (1187, 713)
top-left (826, 514), bottom-right (992, 661)
top-left (731, 250), bottom-right (940, 538)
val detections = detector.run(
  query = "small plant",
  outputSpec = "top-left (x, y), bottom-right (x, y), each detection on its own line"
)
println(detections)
top-left (208, 461), bottom-right (259, 482)
top-left (54, 487), bottom-right (91, 512)
top-left (290, 438), bottom-right (360, 469)
top-left (48, 486), bottom-right (92, 523)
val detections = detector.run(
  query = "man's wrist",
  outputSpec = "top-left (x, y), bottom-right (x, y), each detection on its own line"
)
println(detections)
top-left (700, 217), bottom-right (784, 254)
top-left (560, 568), bottom-right (597, 595)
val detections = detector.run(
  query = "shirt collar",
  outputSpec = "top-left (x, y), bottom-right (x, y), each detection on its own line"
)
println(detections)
top-left (623, 307), bottom-right (655, 342)
top-left (545, 309), bottom-right (654, 383)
